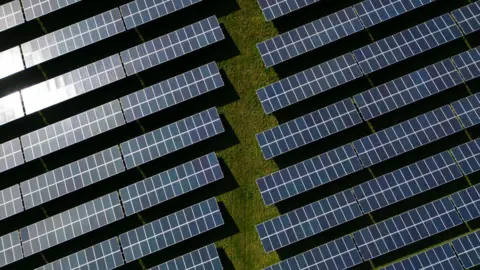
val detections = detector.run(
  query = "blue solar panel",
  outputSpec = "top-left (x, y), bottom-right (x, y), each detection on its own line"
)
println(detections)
top-left (452, 93), bottom-right (480, 129)
top-left (256, 144), bottom-right (363, 205)
top-left (451, 1), bottom-right (480, 35)
top-left (263, 235), bottom-right (363, 270)
top-left (451, 231), bottom-right (480, 269)
top-left (256, 98), bottom-right (363, 160)
top-left (353, 151), bottom-right (462, 213)
top-left (353, 105), bottom-right (463, 167)
top-left (353, 197), bottom-right (462, 260)
top-left (451, 184), bottom-right (480, 222)
top-left (257, 0), bottom-right (321, 21)
top-left (149, 243), bottom-right (222, 270)
top-left (451, 47), bottom-right (480, 82)
top-left (257, 53), bottom-right (363, 114)
top-left (256, 189), bottom-right (363, 252)
top-left (353, 13), bottom-right (463, 74)
top-left (353, 59), bottom-right (463, 120)
top-left (451, 138), bottom-right (480, 175)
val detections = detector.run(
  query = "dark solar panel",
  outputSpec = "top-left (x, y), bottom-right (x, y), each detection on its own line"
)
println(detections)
top-left (0, 1), bottom-right (25, 33)
top-left (450, 184), bottom-right (480, 222)
top-left (22, 0), bottom-right (81, 21)
top-left (0, 185), bottom-right (24, 221)
top-left (451, 46), bottom-right (480, 82)
top-left (451, 92), bottom-right (480, 129)
top-left (0, 138), bottom-right (25, 174)
top-left (149, 243), bottom-right (222, 270)
top-left (257, 0), bottom-right (322, 21)
top-left (451, 138), bottom-right (480, 175)
top-left (451, 1), bottom-right (480, 35)
top-left (451, 231), bottom-right (480, 269)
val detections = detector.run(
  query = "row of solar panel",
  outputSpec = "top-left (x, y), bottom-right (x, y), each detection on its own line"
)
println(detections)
top-left (257, 1), bottom-right (480, 112)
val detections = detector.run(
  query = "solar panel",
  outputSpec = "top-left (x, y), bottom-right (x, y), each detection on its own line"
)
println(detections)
top-left (21, 8), bottom-right (126, 68)
top-left (119, 198), bottom-right (224, 263)
top-left (21, 146), bottom-right (125, 210)
top-left (0, 138), bottom-right (25, 174)
top-left (257, 189), bottom-right (363, 252)
top-left (451, 138), bottom-right (480, 175)
top-left (353, 13), bottom-right (463, 74)
top-left (452, 93), bottom-right (480, 129)
top-left (450, 184), bottom-right (480, 222)
top-left (35, 237), bottom-right (124, 270)
top-left (451, 231), bottom-right (480, 269)
top-left (451, 47), bottom-right (480, 82)
top-left (149, 243), bottom-right (222, 270)
top-left (451, 2), bottom-right (480, 35)
top-left (120, 152), bottom-right (223, 216)
top-left (256, 98), bottom-right (363, 160)
top-left (120, 0), bottom-right (202, 30)
top-left (353, 151), bottom-right (462, 213)
top-left (256, 144), bottom-right (363, 206)
top-left (20, 192), bottom-right (124, 257)
top-left (353, 0), bottom-right (435, 28)
top-left (0, 46), bottom-right (25, 80)
top-left (380, 243), bottom-right (463, 270)
top-left (120, 62), bottom-right (224, 123)
top-left (257, 7), bottom-right (364, 68)
top-left (257, 0), bottom-right (321, 21)
top-left (120, 16), bottom-right (224, 76)
top-left (22, 0), bottom-right (81, 21)
top-left (353, 59), bottom-right (463, 120)
top-left (0, 185), bottom-right (23, 221)
top-left (264, 235), bottom-right (363, 270)
top-left (0, 92), bottom-right (25, 127)
top-left (0, 0), bottom-right (25, 33)
top-left (353, 197), bottom-right (462, 260)
top-left (21, 100), bottom-right (126, 162)
top-left (256, 53), bottom-right (363, 114)
top-left (0, 231), bottom-right (23, 268)
top-left (352, 105), bottom-right (463, 167)
top-left (120, 107), bottom-right (224, 169)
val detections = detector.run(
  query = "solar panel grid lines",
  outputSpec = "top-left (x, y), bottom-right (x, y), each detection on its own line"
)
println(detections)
top-left (451, 46), bottom-right (480, 82)
top-left (451, 92), bottom-right (480, 129)
top-left (352, 105), bottom-right (463, 168)
top-left (450, 184), bottom-right (480, 222)
top-left (451, 138), bottom-right (480, 175)
top-left (119, 152), bottom-right (223, 216)
top-left (120, 16), bottom-right (224, 76)
top-left (0, 138), bottom-right (25, 174)
top-left (256, 189), bottom-right (363, 252)
top-left (120, 62), bottom-right (224, 123)
top-left (257, 7), bottom-right (364, 68)
top-left (20, 54), bottom-right (126, 115)
top-left (120, 0), bottom-right (202, 30)
top-left (256, 144), bottom-right (364, 206)
top-left (0, 91), bottom-right (25, 127)
top-left (120, 107), bottom-right (224, 169)
top-left (20, 192), bottom-right (125, 257)
top-left (257, 0), bottom-right (322, 21)
top-left (0, 185), bottom-right (24, 221)
top-left (451, 230), bottom-right (480, 269)
top-left (0, 46), bottom-right (25, 80)
top-left (352, 197), bottom-right (463, 260)
top-left (380, 243), bottom-right (463, 270)
top-left (119, 197), bottom-right (224, 263)
top-left (353, 13), bottom-right (463, 74)
top-left (148, 243), bottom-right (222, 270)
top-left (0, 0), bottom-right (25, 33)
top-left (352, 151), bottom-right (463, 214)
top-left (263, 235), bottom-right (363, 270)
top-left (20, 100), bottom-right (126, 162)
top-left (0, 231), bottom-right (23, 268)
top-left (451, 1), bottom-right (480, 35)
top-left (21, 8), bottom-right (126, 68)
top-left (256, 53), bottom-right (363, 114)
top-left (22, 0), bottom-right (81, 21)
top-left (353, 58), bottom-right (463, 121)
top-left (21, 146), bottom-right (125, 210)
top-left (256, 98), bottom-right (363, 160)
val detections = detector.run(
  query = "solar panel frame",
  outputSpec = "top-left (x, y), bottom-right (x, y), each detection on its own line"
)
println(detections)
top-left (0, 138), bottom-right (25, 175)
top-left (451, 138), bottom-right (480, 176)
top-left (451, 93), bottom-right (480, 129)
top-left (0, 0), bottom-right (25, 33)
top-left (0, 185), bottom-right (24, 222)
top-left (450, 184), bottom-right (480, 222)
top-left (0, 231), bottom-right (23, 268)
top-left (22, 0), bottom-right (81, 21)
top-left (451, 231), bottom-right (480, 269)
top-left (257, 0), bottom-right (322, 21)
top-left (451, 47), bottom-right (480, 82)
top-left (256, 98), bottom-right (363, 160)
top-left (120, 62), bottom-right (224, 123)
top-left (149, 243), bottom-right (222, 270)
top-left (451, 1), bottom-right (480, 35)
top-left (0, 92), bottom-right (25, 127)
top-left (0, 46), bottom-right (25, 80)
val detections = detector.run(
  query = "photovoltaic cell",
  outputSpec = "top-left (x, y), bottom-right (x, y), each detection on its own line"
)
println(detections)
top-left (353, 59), bottom-right (463, 120)
top-left (353, 151), bottom-right (462, 214)
top-left (353, 14), bottom-right (463, 74)
top-left (120, 16), bottom-right (224, 76)
top-left (21, 8), bottom-right (126, 68)
top-left (256, 144), bottom-right (363, 206)
top-left (0, 185), bottom-right (23, 221)
top-left (257, 53), bottom-right (363, 114)
top-left (352, 105), bottom-right (463, 167)
top-left (451, 1), bottom-right (480, 35)
top-left (381, 243), bottom-right (463, 270)
top-left (21, 146), bottom-right (125, 210)
top-left (0, 92), bottom-right (25, 127)
top-left (120, 0), bottom-right (202, 30)
top-left (119, 198), bottom-right (224, 263)
top-left (353, 197), bottom-right (462, 260)
top-left (451, 93), bottom-right (480, 129)
top-left (0, 138), bottom-right (25, 174)
top-left (257, 7), bottom-right (364, 67)
top-left (35, 237), bottom-right (124, 270)
top-left (20, 192), bottom-right (124, 257)
top-left (451, 231), bottom-right (480, 269)
top-left (451, 47), bottom-right (480, 82)
top-left (0, 231), bottom-right (23, 268)
top-left (0, 46), bottom-right (25, 80)
top-left (120, 62), bottom-right (224, 123)
top-left (120, 107), bottom-right (224, 169)
top-left (0, 0), bottom-right (25, 33)
top-left (21, 100), bottom-right (126, 162)
top-left (257, 189), bottom-right (363, 252)
top-left (450, 184), bottom-right (480, 222)
top-left (264, 235), bottom-right (363, 270)
top-left (22, 0), bottom-right (81, 21)
top-left (451, 138), bottom-right (480, 175)
top-left (257, 0), bottom-right (321, 21)
top-left (20, 54), bottom-right (126, 115)
top-left (120, 153), bottom-right (223, 216)
top-left (256, 98), bottom-right (363, 160)
top-left (149, 243), bottom-right (222, 270)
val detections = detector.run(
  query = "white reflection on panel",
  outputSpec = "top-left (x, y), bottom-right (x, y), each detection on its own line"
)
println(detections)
top-left (0, 46), bottom-right (24, 80)
top-left (0, 92), bottom-right (24, 126)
